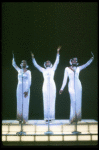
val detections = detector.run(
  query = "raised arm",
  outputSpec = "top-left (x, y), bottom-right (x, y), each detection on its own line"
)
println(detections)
top-left (59, 68), bottom-right (68, 94)
top-left (31, 52), bottom-right (44, 73)
top-left (52, 46), bottom-right (61, 71)
top-left (12, 54), bottom-right (20, 72)
top-left (79, 52), bottom-right (94, 71)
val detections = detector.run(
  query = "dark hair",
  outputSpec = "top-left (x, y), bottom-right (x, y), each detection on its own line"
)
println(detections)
top-left (20, 60), bottom-right (29, 68)
top-left (44, 61), bottom-right (52, 68)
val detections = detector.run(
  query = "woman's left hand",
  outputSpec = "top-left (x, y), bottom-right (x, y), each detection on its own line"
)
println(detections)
top-left (31, 51), bottom-right (34, 58)
top-left (24, 92), bottom-right (28, 98)
top-left (91, 51), bottom-right (94, 59)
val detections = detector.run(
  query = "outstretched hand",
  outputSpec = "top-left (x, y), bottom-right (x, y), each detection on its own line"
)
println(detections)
top-left (31, 52), bottom-right (34, 58)
top-left (12, 51), bottom-right (14, 64)
top-left (91, 51), bottom-right (94, 59)
top-left (57, 46), bottom-right (61, 52)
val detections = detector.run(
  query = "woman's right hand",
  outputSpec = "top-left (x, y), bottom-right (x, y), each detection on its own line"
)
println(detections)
top-left (12, 58), bottom-right (16, 66)
top-left (12, 57), bottom-right (14, 64)
top-left (59, 90), bottom-right (63, 94)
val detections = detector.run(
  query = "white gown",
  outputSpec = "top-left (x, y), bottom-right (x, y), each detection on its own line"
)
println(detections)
top-left (60, 58), bottom-right (93, 123)
top-left (32, 54), bottom-right (60, 120)
top-left (12, 59), bottom-right (31, 122)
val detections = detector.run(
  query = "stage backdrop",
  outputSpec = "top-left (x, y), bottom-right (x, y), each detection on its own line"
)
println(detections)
top-left (2, 2), bottom-right (98, 121)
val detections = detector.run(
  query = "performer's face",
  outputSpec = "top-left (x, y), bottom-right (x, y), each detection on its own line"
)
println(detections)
top-left (72, 58), bottom-right (78, 65)
top-left (45, 61), bottom-right (51, 67)
top-left (21, 60), bottom-right (27, 68)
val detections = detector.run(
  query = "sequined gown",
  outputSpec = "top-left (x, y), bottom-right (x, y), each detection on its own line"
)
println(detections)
top-left (32, 54), bottom-right (60, 120)
top-left (60, 58), bottom-right (93, 123)
top-left (12, 59), bottom-right (31, 122)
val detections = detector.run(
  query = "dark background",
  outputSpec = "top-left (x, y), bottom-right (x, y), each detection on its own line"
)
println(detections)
top-left (2, 2), bottom-right (98, 121)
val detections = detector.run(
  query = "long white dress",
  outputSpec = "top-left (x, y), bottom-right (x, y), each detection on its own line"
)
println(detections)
top-left (12, 58), bottom-right (31, 122)
top-left (32, 54), bottom-right (60, 120)
top-left (60, 58), bottom-right (94, 123)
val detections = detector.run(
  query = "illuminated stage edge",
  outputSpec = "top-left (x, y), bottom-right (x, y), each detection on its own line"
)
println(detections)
top-left (2, 119), bottom-right (98, 144)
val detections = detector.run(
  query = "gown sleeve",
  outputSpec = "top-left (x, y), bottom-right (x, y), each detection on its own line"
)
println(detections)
top-left (12, 57), bottom-right (20, 72)
top-left (26, 70), bottom-right (31, 92)
top-left (32, 58), bottom-right (45, 73)
top-left (60, 67), bottom-right (68, 91)
top-left (52, 53), bottom-right (60, 71)
top-left (79, 57), bottom-right (94, 71)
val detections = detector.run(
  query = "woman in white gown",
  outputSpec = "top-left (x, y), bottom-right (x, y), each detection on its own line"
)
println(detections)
top-left (12, 55), bottom-right (31, 124)
top-left (31, 46), bottom-right (61, 123)
top-left (59, 52), bottom-right (94, 123)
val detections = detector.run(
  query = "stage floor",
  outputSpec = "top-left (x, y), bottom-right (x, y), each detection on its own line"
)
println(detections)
top-left (2, 119), bottom-right (98, 144)
top-left (2, 119), bottom-right (98, 125)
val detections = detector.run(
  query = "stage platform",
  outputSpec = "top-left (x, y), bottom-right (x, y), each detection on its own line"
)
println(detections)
top-left (2, 119), bottom-right (98, 146)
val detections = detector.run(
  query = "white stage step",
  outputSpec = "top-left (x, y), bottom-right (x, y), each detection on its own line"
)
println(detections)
top-left (2, 119), bottom-right (98, 143)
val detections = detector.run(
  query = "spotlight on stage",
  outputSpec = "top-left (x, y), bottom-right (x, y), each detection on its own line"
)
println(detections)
top-left (2, 119), bottom-right (98, 143)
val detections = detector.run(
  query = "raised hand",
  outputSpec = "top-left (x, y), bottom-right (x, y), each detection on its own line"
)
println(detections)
top-left (31, 52), bottom-right (34, 58)
top-left (57, 46), bottom-right (61, 53)
top-left (12, 51), bottom-right (15, 64)
top-left (91, 51), bottom-right (94, 59)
